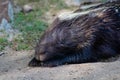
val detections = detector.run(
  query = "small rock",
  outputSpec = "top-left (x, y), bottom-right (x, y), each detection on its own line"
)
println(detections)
top-left (8, 1), bottom-right (14, 22)
top-left (22, 4), bottom-right (33, 13)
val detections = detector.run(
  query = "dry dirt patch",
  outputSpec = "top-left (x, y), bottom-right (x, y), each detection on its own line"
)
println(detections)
top-left (0, 49), bottom-right (120, 80)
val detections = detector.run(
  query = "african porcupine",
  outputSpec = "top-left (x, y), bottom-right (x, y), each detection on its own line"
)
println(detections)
top-left (29, 2), bottom-right (120, 67)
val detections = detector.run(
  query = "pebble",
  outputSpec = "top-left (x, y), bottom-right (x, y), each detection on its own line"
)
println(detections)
top-left (22, 4), bottom-right (33, 13)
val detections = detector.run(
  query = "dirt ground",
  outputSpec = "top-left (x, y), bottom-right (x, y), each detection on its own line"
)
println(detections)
top-left (0, 48), bottom-right (120, 80)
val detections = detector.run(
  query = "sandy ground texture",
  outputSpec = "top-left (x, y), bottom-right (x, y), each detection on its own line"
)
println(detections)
top-left (0, 48), bottom-right (120, 80)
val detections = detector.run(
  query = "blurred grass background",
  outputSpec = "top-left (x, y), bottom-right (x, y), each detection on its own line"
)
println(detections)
top-left (12, 0), bottom-right (69, 51)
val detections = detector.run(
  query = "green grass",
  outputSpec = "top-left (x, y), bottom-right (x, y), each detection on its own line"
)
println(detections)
top-left (0, 37), bottom-right (8, 51)
top-left (12, 0), bottom-right (68, 50)
top-left (13, 12), bottom-right (47, 50)
top-left (15, 0), bottom-right (68, 9)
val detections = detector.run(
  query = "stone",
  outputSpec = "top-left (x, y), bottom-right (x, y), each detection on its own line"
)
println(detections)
top-left (0, 0), bottom-right (15, 41)
top-left (0, 0), bottom-right (14, 23)
top-left (8, 1), bottom-right (14, 22)
top-left (22, 4), bottom-right (33, 13)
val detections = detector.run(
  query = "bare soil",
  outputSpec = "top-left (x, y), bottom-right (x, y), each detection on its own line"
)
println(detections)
top-left (0, 48), bottom-right (120, 80)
